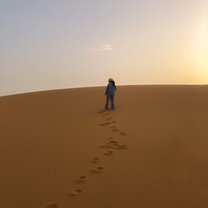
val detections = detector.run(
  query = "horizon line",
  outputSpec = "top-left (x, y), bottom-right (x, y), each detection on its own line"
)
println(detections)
top-left (1, 84), bottom-right (207, 98)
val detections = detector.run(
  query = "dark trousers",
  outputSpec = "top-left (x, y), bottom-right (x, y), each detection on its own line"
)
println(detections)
top-left (105, 94), bottom-right (115, 110)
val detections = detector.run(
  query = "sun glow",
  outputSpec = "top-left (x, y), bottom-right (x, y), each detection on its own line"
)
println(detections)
top-left (194, 13), bottom-right (208, 83)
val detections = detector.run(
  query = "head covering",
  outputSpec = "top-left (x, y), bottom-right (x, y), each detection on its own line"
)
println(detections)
top-left (108, 78), bottom-right (114, 82)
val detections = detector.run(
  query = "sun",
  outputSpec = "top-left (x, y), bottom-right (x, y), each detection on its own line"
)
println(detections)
top-left (194, 13), bottom-right (208, 83)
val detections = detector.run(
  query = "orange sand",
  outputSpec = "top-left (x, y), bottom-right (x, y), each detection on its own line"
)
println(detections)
top-left (1, 85), bottom-right (208, 208)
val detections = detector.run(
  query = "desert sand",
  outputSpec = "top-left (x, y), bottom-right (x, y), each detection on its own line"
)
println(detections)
top-left (1, 85), bottom-right (208, 208)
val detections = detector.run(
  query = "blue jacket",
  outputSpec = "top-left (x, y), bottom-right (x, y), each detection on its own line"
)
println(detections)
top-left (105, 83), bottom-right (116, 95)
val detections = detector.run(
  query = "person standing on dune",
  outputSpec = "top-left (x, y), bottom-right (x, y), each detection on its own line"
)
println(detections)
top-left (105, 78), bottom-right (116, 110)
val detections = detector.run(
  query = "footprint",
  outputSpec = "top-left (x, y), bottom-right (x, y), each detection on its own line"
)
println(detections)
top-left (109, 140), bottom-right (119, 144)
top-left (105, 117), bottom-right (113, 121)
top-left (68, 189), bottom-right (82, 197)
top-left (91, 166), bottom-right (104, 173)
top-left (100, 141), bottom-right (129, 150)
top-left (99, 141), bottom-right (119, 149)
top-left (104, 150), bottom-right (113, 156)
top-left (99, 144), bottom-right (114, 149)
top-left (105, 136), bottom-right (113, 140)
top-left (111, 128), bottom-right (119, 132)
top-left (116, 144), bottom-right (129, 150)
top-left (91, 157), bottom-right (100, 163)
top-left (99, 122), bottom-right (110, 126)
top-left (76, 176), bottom-right (88, 184)
top-left (120, 132), bottom-right (128, 136)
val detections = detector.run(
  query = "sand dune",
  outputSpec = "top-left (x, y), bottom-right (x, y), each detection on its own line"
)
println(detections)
top-left (1, 85), bottom-right (208, 208)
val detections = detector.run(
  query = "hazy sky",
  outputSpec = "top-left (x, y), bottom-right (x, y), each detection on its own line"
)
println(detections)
top-left (1, 0), bottom-right (208, 96)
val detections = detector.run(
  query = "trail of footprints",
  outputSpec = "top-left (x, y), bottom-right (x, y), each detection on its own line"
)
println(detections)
top-left (45, 110), bottom-right (129, 207)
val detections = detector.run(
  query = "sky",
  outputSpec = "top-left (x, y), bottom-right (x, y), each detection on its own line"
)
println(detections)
top-left (0, 0), bottom-right (208, 96)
